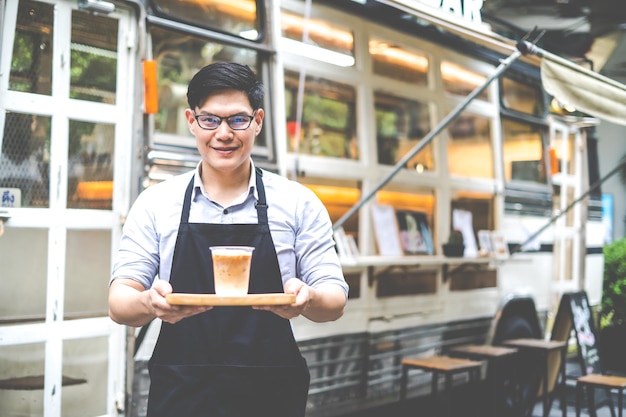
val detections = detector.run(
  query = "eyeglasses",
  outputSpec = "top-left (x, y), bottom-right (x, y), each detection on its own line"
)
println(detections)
top-left (193, 110), bottom-right (256, 131)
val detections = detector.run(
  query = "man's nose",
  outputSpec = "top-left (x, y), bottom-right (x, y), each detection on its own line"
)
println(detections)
top-left (214, 120), bottom-right (234, 137)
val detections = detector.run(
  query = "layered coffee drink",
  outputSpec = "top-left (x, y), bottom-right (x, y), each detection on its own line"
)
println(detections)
top-left (210, 246), bottom-right (254, 296)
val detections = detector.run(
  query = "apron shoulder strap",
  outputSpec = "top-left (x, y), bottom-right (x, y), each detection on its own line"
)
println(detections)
top-left (255, 167), bottom-right (268, 225)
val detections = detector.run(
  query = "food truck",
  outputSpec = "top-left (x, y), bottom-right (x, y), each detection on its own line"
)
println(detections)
top-left (1, 0), bottom-right (625, 415)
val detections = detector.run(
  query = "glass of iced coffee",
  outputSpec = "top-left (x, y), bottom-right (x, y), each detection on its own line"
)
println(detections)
top-left (209, 246), bottom-right (254, 296)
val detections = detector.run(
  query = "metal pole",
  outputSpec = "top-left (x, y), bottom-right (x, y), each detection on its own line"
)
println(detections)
top-left (333, 48), bottom-right (523, 231)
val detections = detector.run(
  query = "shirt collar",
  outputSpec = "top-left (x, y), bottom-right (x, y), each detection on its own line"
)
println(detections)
top-left (193, 159), bottom-right (258, 201)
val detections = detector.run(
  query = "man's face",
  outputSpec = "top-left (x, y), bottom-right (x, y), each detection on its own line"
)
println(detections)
top-left (185, 90), bottom-right (264, 176)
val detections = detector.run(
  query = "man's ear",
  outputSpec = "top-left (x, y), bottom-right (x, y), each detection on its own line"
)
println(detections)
top-left (184, 108), bottom-right (196, 134)
top-left (254, 108), bottom-right (265, 135)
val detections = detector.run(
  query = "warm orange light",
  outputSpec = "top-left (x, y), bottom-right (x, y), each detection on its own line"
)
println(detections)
top-left (305, 184), bottom-right (360, 206)
top-left (74, 181), bottom-right (113, 200)
top-left (143, 60), bottom-right (158, 114)
top-left (281, 12), bottom-right (353, 53)
top-left (369, 40), bottom-right (428, 72)
top-left (441, 61), bottom-right (487, 87)
top-left (376, 190), bottom-right (434, 212)
top-left (549, 147), bottom-right (559, 175)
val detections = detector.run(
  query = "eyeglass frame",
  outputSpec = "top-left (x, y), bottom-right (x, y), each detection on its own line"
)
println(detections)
top-left (192, 110), bottom-right (257, 131)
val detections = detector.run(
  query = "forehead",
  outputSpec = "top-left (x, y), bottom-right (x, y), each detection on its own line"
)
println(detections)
top-left (197, 90), bottom-right (252, 113)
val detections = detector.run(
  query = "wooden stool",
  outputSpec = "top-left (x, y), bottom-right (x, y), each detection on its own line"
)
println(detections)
top-left (448, 344), bottom-right (519, 417)
top-left (503, 338), bottom-right (568, 417)
top-left (576, 373), bottom-right (626, 417)
top-left (400, 355), bottom-right (482, 417)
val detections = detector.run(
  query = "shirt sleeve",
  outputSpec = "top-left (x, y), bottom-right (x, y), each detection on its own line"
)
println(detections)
top-left (110, 187), bottom-right (161, 289)
top-left (294, 185), bottom-right (349, 298)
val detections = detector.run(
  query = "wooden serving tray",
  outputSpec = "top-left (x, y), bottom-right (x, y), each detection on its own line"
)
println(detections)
top-left (166, 293), bottom-right (296, 306)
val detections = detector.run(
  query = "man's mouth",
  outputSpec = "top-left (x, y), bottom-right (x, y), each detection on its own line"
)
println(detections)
top-left (212, 146), bottom-right (238, 152)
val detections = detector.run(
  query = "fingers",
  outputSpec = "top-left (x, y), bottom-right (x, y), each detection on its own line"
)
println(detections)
top-left (150, 283), bottom-right (212, 324)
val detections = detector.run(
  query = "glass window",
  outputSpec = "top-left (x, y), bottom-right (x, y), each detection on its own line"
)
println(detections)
top-left (150, 0), bottom-right (263, 41)
top-left (67, 121), bottom-right (114, 210)
top-left (9, 0), bottom-right (54, 95)
top-left (281, 11), bottom-right (354, 67)
top-left (369, 39), bottom-right (428, 85)
top-left (502, 118), bottom-right (548, 185)
top-left (374, 92), bottom-right (433, 171)
top-left (284, 70), bottom-right (357, 159)
top-left (62, 337), bottom-right (108, 416)
top-left (501, 76), bottom-right (545, 116)
top-left (150, 26), bottom-right (266, 147)
top-left (451, 191), bottom-right (496, 242)
top-left (447, 112), bottom-right (494, 179)
top-left (1, 112), bottom-right (50, 208)
top-left (0, 228), bottom-right (48, 323)
top-left (0, 343), bottom-right (45, 414)
top-left (441, 61), bottom-right (488, 101)
top-left (70, 11), bottom-right (118, 103)
top-left (376, 187), bottom-right (435, 255)
top-left (65, 230), bottom-right (111, 318)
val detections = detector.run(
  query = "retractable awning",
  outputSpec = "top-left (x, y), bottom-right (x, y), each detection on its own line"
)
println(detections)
top-left (537, 47), bottom-right (626, 126)
top-left (377, 0), bottom-right (626, 126)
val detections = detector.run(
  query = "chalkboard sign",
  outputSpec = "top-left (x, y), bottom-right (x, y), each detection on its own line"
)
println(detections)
top-left (553, 291), bottom-right (602, 375)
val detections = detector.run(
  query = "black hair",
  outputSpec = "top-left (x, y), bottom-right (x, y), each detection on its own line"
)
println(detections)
top-left (186, 62), bottom-right (264, 110)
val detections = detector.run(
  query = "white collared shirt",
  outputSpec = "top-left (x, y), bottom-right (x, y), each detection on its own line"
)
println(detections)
top-left (111, 160), bottom-right (348, 297)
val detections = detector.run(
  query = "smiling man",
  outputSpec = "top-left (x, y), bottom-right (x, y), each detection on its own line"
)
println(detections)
top-left (108, 62), bottom-right (348, 417)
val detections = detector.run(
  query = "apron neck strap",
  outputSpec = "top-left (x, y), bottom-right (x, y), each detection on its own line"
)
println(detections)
top-left (180, 167), bottom-right (268, 225)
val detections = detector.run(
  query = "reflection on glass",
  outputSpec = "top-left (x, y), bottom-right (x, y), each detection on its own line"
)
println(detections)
top-left (370, 40), bottom-right (428, 85)
top-left (67, 121), bottom-right (114, 209)
top-left (0, 112), bottom-right (50, 208)
top-left (62, 337), bottom-right (108, 417)
top-left (9, 0), bottom-right (54, 95)
top-left (501, 77), bottom-right (545, 116)
top-left (70, 11), bottom-right (118, 103)
top-left (65, 230), bottom-right (111, 318)
top-left (441, 61), bottom-right (488, 100)
top-left (153, 0), bottom-right (262, 40)
top-left (281, 11), bottom-right (354, 65)
top-left (374, 92), bottom-right (432, 171)
top-left (151, 27), bottom-right (265, 147)
top-left (502, 118), bottom-right (548, 184)
top-left (0, 343), bottom-right (45, 415)
top-left (447, 112), bottom-right (493, 179)
top-left (0, 228), bottom-right (48, 322)
top-left (284, 71), bottom-right (357, 159)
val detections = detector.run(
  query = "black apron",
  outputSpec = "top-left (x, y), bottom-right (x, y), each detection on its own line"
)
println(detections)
top-left (147, 168), bottom-right (310, 417)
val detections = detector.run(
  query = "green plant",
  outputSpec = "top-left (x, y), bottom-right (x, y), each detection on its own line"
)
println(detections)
top-left (447, 230), bottom-right (464, 245)
top-left (600, 237), bottom-right (626, 328)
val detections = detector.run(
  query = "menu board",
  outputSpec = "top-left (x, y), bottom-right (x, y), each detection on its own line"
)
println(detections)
top-left (553, 291), bottom-right (602, 375)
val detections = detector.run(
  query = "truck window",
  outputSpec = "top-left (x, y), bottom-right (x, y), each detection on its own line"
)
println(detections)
top-left (370, 39), bottom-right (428, 85)
top-left (149, 0), bottom-right (264, 41)
top-left (374, 92), bottom-right (433, 171)
top-left (284, 70), bottom-right (357, 159)
top-left (448, 112), bottom-right (494, 179)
